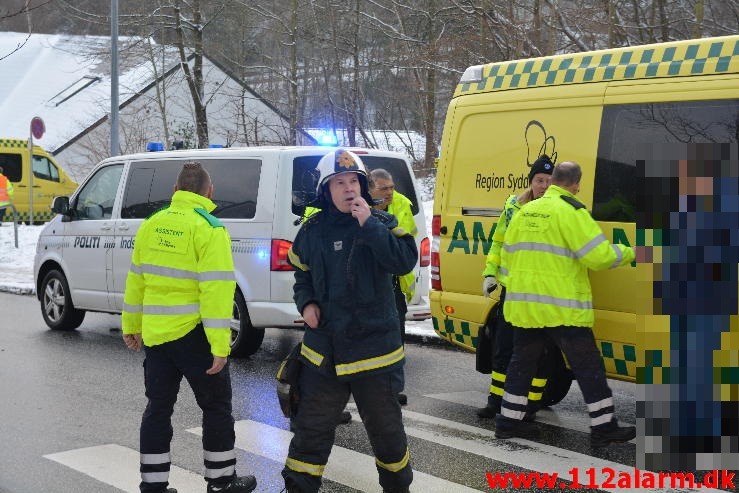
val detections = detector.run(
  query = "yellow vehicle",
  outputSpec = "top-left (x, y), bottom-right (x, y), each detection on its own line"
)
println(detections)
top-left (431, 35), bottom-right (739, 404)
top-left (0, 138), bottom-right (78, 223)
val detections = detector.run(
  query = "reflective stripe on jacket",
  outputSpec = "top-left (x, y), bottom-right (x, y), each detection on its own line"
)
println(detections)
top-left (500, 185), bottom-right (635, 328)
top-left (482, 194), bottom-right (519, 279)
top-left (288, 206), bottom-right (418, 381)
top-left (0, 174), bottom-right (14, 206)
top-left (122, 190), bottom-right (236, 356)
top-left (387, 191), bottom-right (417, 301)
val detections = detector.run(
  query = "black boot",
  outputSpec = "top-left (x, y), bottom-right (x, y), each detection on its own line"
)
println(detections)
top-left (206, 475), bottom-right (257, 493)
top-left (590, 419), bottom-right (636, 447)
top-left (397, 393), bottom-right (408, 406)
top-left (338, 410), bottom-right (352, 424)
top-left (495, 416), bottom-right (540, 440)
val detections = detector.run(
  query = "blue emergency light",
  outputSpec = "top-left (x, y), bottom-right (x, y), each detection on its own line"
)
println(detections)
top-left (316, 130), bottom-right (338, 146)
top-left (209, 144), bottom-right (224, 148)
top-left (146, 142), bottom-right (164, 152)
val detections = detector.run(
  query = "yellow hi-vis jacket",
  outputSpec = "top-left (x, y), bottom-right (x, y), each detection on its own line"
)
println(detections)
top-left (482, 194), bottom-right (519, 279)
top-left (0, 173), bottom-right (14, 207)
top-left (122, 190), bottom-right (236, 356)
top-left (386, 190), bottom-right (417, 302)
top-left (499, 185), bottom-right (635, 329)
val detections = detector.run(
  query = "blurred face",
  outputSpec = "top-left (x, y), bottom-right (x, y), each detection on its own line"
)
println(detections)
top-left (328, 172), bottom-right (362, 213)
top-left (370, 177), bottom-right (394, 210)
top-left (531, 172), bottom-right (552, 198)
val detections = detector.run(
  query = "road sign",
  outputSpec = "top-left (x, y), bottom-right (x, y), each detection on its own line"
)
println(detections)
top-left (30, 116), bottom-right (45, 140)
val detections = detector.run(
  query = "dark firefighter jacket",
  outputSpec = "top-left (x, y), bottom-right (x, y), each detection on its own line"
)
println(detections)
top-left (287, 206), bottom-right (418, 381)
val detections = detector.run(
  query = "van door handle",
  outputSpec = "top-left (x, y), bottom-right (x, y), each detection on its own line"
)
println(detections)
top-left (118, 224), bottom-right (130, 231)
top-left (100, 223), bottom-right (113, 231)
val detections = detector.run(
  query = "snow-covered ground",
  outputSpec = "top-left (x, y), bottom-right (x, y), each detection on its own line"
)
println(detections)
top-left (0, 199), bottom-right (438, 339)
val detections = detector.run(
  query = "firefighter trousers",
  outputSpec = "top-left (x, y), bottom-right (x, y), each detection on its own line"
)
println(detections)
top-left (496, 325), bottom-right (615, 432)
top-left (282, 364), bottom-right (413, 493)
top-left (486, 292), bottom-right (553, 412)
top-left (140, 326), bottom-right (237, 493)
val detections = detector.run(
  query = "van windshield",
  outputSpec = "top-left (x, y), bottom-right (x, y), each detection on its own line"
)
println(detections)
top-left (292, 155), bottom-right (419, 216)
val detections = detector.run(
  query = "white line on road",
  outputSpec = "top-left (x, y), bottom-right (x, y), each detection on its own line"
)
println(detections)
top-left (391, 406), bottom-right (729, 493)
top-left (43, 443), bottom-right (205, 493)
top-left (188, 420), bottom-right (479, 493)
top-left (425, 390), bottom-right (627, 433)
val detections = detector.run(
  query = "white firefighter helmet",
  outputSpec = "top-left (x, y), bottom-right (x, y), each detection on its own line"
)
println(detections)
top-left (311, 149), bottom-right (373, 208)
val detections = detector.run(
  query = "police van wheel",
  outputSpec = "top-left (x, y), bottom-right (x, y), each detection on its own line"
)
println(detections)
top-left (229, 290), bottom-right (265, 358)
top-left (40, 269), bottom-right (86, 331)
top-left (540, 350), bottom-right (573, 407)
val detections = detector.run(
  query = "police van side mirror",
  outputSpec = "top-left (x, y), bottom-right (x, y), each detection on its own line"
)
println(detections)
top-left (51, 196), bottom-right (70, 215)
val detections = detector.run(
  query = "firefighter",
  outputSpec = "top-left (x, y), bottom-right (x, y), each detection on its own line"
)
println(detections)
top-left (494, 161), bottom-right (636, 447)
top-left (369, 167), bottom-right (418, 405)
top-left (283, 149), bottom-right (417, 493)
top-left (478, 155), bottom-right (554, 420)
top-left (122, 162), bottom-right (257, 493)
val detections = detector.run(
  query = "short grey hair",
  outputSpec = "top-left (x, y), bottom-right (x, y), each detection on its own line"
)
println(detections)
top-left (552, 161), bottom-right (582, 187)
top-left (369, 168), bottom-right (393, 189)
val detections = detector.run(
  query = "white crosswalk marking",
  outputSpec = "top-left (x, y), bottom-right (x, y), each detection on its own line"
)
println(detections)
top-left (43, 443), bottom-right (205, 493)
top-left (390, 406), bottom-right (726, 493)
top-left (187, 420), bottom-right (479, 493)
top-left (425, 390), bottom-right (596, 433)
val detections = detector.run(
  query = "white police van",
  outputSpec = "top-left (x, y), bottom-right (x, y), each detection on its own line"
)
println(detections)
top-left (33, 146), bottom-right (430, 356)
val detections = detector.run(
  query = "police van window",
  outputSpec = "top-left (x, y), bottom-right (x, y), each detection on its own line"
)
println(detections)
top-left (0, 153), bottom-right (22, 182)
top-left (72, 164), bottom-right (123, 220)
top-left (593, 99), bottom-right (739, 222)
top-left (32, 155), bottom-right (60, 182)
top-left (291, 155), bottom-right (419, 216)
top-left (122, 159), bottom-right (261, 219)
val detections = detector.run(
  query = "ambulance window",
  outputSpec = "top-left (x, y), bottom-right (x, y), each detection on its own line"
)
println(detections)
top-left (32, 155), bottom-right (60, 182)
top-left (123, 159), bottom-right (260, 219)
top-left (593, 99), bottom-right (739, 222)
top-left (0, 153), bottom-right (22, 182)
top-left (72, 164), bottom-right (123, 220)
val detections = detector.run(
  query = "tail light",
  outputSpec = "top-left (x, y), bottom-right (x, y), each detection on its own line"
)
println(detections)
top-left (419, 237), bottom-right (430, 267)
top-left (271, 239), bottom-right (294, 271)
top-left (431, 215), bottom-right (441, 290)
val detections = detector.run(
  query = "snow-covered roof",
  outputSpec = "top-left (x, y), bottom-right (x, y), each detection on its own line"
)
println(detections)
top-left (0, 31), bottom-right (178, 153)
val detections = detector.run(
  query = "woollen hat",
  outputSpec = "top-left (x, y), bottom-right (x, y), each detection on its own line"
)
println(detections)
top-left (528, 154), bottom-right (554, 182)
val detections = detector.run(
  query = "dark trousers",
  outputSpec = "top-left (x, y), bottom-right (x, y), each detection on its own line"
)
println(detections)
top-left (496, 325), bottom-right (614, 431)
top-left (283, 365), bottom-right (413, 493)
top-left (140, 326), bottom-right (236, 493)
top-left (393, 278), bottom-right (407, 343)
top-left (487, 290), bottom-right (552, 411)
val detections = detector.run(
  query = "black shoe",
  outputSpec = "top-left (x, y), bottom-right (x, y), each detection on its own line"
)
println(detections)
top-left (166, 489), bottom-right (177, 493)
top-left (338, 411), bottom-right (352, 424)
top-left (476, 405), bottom-right (498, 419)
top-left (397, 393), bottom-right (408, 406)
top-left (523, 411), bottom-right (537, 422)
top-left (206, 475), bottom-right (257, 493)
top-left (495, 420), bottom-right (540, 440)
top-left (590, 421), bottom-right (636, 447)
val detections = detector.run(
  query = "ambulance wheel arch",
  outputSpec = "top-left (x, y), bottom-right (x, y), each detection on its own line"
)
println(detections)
top-left (230, 289), bottom-right (265, 357)
top-left (38, 266), bottom-right (86, 331)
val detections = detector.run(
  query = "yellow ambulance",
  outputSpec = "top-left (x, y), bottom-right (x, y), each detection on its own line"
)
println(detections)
top-left (431, 35), bottom-right (739, 403)
top-left (0, 138), bottom-right (78, 223)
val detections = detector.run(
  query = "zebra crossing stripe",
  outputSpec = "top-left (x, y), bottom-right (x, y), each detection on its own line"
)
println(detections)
top-left (424, 390), bottom-right (593, 433)
top-left (386, 407), bottom-right (725, 493)
top-left (187, 419), bottom-right (480, 493)
top-left (43, 443), bottom-right (205, 493)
